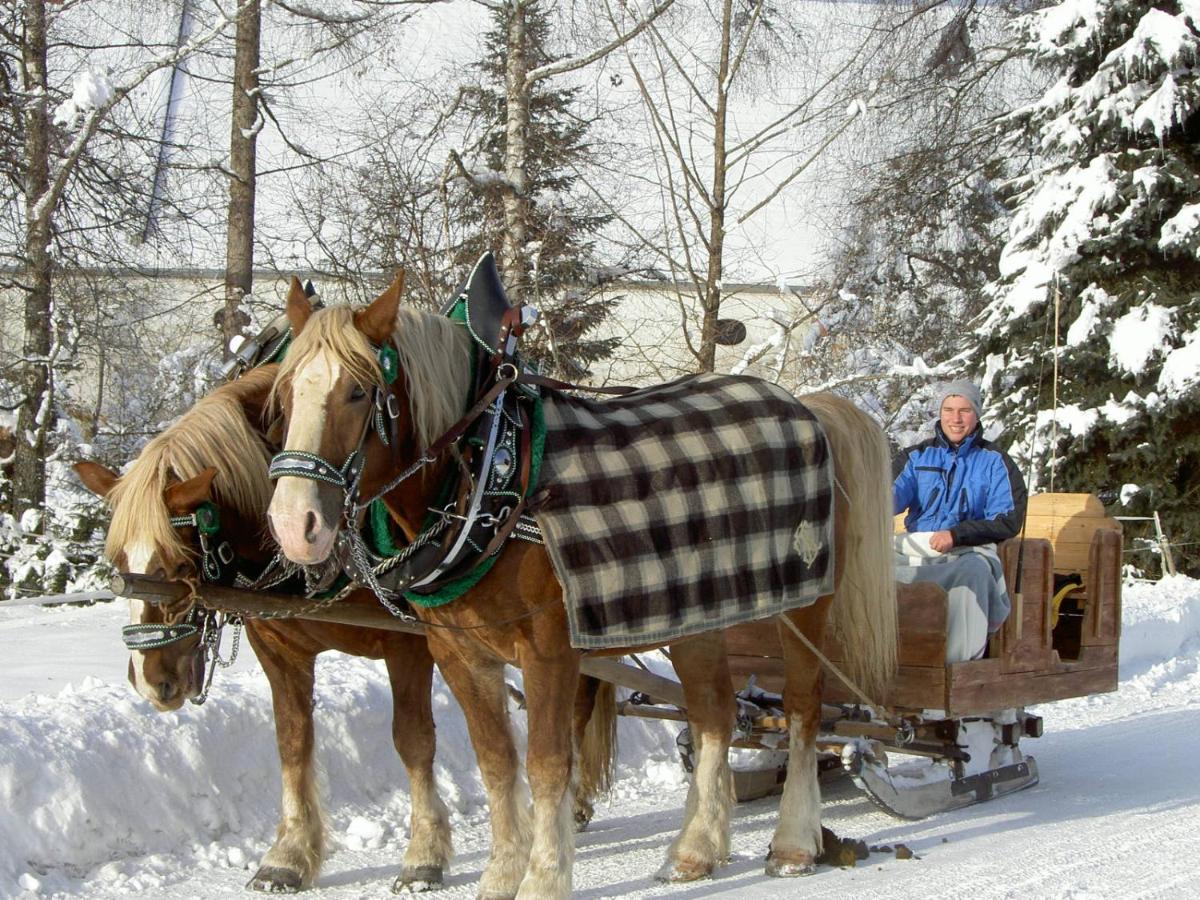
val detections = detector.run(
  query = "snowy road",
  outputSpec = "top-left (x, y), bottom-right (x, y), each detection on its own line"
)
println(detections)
top-left (2, 581), bottom-right (1199, 899)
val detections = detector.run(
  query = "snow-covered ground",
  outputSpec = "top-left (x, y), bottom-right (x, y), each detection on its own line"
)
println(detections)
top-left (1, 576), bottom-right (1198, 899)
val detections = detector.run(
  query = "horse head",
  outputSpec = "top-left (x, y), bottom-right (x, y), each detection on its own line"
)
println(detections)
top-left (75, 366), bottom-right (277, 710)
top-left (75, 462), bottom-right (217, 710)
top-left (267, 272), bottom-right (471, 566)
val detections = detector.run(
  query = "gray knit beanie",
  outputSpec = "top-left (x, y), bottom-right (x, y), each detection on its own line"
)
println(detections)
top-left (938, 379), bottom-right (983, 419)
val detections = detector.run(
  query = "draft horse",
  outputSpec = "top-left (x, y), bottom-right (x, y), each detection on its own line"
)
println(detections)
top-left (75, 365), bottom-right (454, 893)
top-left (266, 273), bottom-right (898, 898)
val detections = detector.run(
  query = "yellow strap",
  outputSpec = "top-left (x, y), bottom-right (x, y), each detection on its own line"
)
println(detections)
top-left (1050, 581), bottom-right (1083, 629)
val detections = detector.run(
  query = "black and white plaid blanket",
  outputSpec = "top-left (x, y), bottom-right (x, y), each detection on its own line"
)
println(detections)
top-left (534, 374), bottom-right (835, 649)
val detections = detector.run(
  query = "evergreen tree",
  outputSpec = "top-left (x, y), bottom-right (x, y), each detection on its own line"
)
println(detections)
top-left (449, 3), bottom-right (619, 378)
top-left (975, 0), bottom-right (1200, 573)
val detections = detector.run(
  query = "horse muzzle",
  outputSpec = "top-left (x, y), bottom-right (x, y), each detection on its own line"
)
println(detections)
top-left (267, 501), bottom-right (339, 565)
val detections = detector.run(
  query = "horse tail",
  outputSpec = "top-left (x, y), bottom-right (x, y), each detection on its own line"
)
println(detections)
top-left (576, 677), bottom-right (617, 803)
top-left (803, 393), bottom-right (898, 699)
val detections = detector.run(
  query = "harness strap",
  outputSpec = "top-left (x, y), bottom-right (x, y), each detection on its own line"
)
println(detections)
top-left (268, 451), bottom-right (356, 488)
top-left (518, 370), bottom-right (638, 396)
top-left (122, 621), bottom-right (201, 650)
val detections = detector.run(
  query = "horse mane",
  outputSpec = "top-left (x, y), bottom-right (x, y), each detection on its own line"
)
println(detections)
top-left (106, 367), bottom-right (275, 563)
top-left (272, 304), bottom-right (473, 451)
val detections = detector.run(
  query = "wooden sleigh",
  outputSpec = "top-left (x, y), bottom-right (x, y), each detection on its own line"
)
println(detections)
top-left (113, 492), bottom-right (1123, 822)
top-left (716, 491), bottom-right (1124, 815)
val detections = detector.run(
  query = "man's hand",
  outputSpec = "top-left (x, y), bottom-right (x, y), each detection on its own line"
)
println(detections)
top-left (929, 530), bottom-right (955, 553)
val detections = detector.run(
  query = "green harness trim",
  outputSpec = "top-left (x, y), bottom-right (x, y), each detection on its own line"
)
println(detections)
top-left (366, 386), bottom-right (545, 609)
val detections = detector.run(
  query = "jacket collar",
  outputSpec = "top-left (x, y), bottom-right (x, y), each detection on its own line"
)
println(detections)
top-left (934, 422), bottom-right (982, 452)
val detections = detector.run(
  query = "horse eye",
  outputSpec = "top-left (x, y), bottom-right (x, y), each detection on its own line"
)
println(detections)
top-left (349, 385), bottom-right (367, 402)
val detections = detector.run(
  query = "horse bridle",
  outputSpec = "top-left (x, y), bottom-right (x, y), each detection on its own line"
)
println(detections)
top-left (267, 341), bottom-right (406, 530)
top-left (120, 499), bottom-right (273, 705)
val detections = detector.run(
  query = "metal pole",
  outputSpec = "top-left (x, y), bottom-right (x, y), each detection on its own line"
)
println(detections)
top-left (1152, 511), bottom-right (1177, 577)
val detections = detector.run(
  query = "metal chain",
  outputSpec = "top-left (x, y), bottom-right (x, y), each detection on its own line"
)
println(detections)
top-left (190, 613), bottom-right (242, 706)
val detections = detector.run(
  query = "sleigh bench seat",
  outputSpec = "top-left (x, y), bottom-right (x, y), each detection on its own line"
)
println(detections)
top-left (724, 493), bottom-right (1122, 716)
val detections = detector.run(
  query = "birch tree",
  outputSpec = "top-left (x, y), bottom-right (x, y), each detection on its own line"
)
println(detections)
top-left (1, 0), bottom-right (245, 530)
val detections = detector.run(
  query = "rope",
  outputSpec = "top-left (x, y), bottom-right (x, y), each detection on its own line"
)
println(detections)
top-left (776, 614), bottom-right (901, 730)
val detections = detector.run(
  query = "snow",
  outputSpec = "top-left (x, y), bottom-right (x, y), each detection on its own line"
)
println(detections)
top-left (1158, 326), bottom-right (1200, 394)
top-left (1160, 202), bottom-right (1200, 253)
top-left (52, 70), bottom-right (114, 125)
top-left (1108, 301), bottom-right (1172, 376)
top-left (1, 575), bottom-right (1199, 898)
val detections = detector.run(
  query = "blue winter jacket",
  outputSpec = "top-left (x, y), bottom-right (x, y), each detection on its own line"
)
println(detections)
top-left (892, 424), bottom-right (1028, 548)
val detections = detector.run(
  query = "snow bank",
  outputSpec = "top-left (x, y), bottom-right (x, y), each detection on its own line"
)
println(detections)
top-left (0, 634), bottom-right (681, 897)
top-left (1117, 575), bottom-right (1200, 672)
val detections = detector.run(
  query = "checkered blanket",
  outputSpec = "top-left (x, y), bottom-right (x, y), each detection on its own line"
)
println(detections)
top-left (534, 374), bottom-right (835, 649)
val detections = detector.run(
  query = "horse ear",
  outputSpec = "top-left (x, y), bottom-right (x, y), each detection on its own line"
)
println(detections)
top-left (163, 468), bottom-right (218, 513)
top-left (354, 270), bottom-right (405, 345)
top-left (74, 461), bottom-right (120, 498)
top-left (286, 276), bottom-right (312, 335)
top-left (264, 415), bottom-right (285, 449)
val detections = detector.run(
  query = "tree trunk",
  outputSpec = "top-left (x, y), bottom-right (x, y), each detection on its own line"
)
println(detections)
top-left (13, 0), bottom-right (53, 528)
top-left (222, 0), bottom-right (260, 356)
top-left (698, 0), bottom-right (732, 373)
top-left (500, 2), bottom-right (530, 304)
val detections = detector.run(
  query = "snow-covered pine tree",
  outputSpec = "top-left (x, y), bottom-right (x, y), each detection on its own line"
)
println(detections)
top-left (976, 0), bottom-right (1200, 574)
top-left (449, 3), bottom-right (619, 378)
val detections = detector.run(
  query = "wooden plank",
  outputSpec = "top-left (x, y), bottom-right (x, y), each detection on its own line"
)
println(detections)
top-left (947, 662), bottom-right (1118, 713)
top-left (1084, 529), bottom-right (1124, 646)
top-left (725, 583), bottom-right (947, 669)
top-left (1026, 493), bottom-right (1108, 518)
top-left (726, 656), bottom-right (947, 711)
top-left (578, 657), bottom-right (687, 707)
top-left (1050, 546), bottom-right (1094, 575)
top-left (111, 573), bottom-right (428, 635)
top-left (1024, 516), bottom-right (1120, 542)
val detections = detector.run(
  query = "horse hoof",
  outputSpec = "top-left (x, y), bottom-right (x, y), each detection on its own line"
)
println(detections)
top-left (765, 853), bottom-right (817, 878)
top-left (247, 866), bottom-right (305, 893)
top-left (654, 860), bottom-right (713, 883)
top-left (392, 865), bottom-right (444, 893)
top-left (573, 809), bottom-right (592, 833)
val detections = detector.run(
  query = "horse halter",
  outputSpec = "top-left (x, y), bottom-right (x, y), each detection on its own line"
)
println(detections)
top-left (119, 499), bottom-right (255, 706)
top-left (122, 606), bottom-right (208, 651)
top-left (169, 502), bottom-right (235, 583)
top-left (267, 341), bottom-right (404, 524)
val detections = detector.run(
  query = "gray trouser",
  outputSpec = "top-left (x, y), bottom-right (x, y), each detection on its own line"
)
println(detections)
top-left (895, 545), bottom-right (1010, 663)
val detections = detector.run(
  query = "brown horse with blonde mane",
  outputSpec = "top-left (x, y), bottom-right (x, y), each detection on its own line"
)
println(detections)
top-left (265, 271), bottom-right (898, 898)
top-left (75, 365), bottom-right (455, 893)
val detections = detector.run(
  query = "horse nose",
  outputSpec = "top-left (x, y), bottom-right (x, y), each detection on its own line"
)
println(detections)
top-left (303, 510), bottom-right (321, 544)
top-left (156, 681), bottom-right (179, 703)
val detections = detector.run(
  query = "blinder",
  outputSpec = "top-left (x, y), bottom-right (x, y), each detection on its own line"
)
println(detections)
top-left (169, 501), bottom-right (238, 585)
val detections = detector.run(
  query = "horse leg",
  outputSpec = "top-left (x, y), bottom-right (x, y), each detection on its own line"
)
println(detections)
top-left (657, 632), bottom-right (736, 883)
top-left (244, 628), bottom-right (324, 893)
top-left (431, 644), bottom-right (529, 900)
top-left (513, 654), bottom-right (579, 900)
top-left (571, 675), bottom-right (616, 832)
top-left (384, 637), bottom-right (452, 894)
top-left (767, 599), bottom-right (832, 877)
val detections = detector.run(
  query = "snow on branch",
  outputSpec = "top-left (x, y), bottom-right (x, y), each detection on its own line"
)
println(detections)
top-left (33, 1), bottom-right (251, 229)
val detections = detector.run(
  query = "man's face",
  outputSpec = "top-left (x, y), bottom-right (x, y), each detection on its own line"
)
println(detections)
top-left (940, 395), bottom-right (979, 444)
